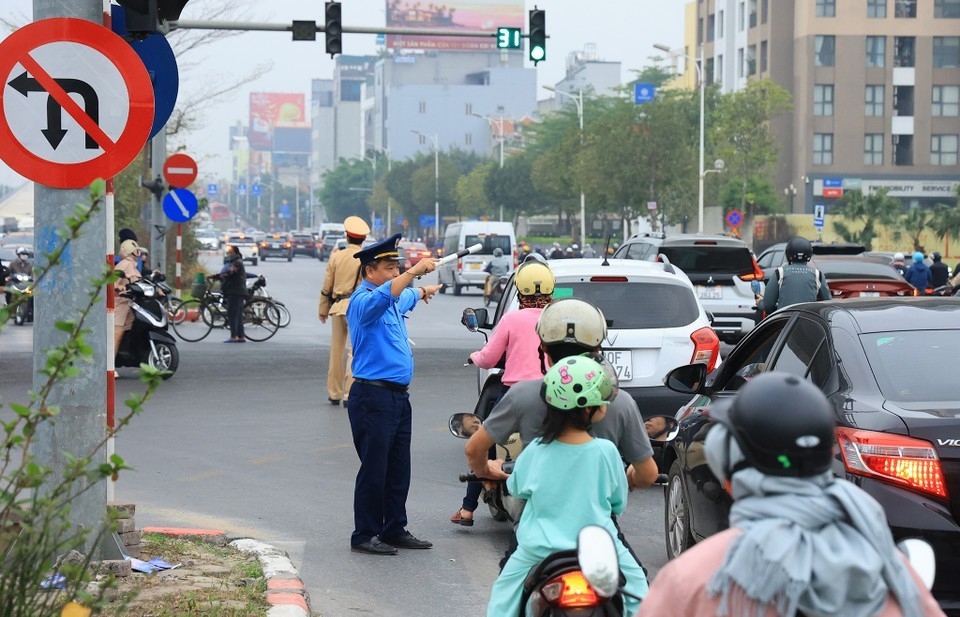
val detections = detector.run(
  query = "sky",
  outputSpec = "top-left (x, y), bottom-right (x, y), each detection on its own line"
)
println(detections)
top-left (0, 0), bottom-right (686, 187)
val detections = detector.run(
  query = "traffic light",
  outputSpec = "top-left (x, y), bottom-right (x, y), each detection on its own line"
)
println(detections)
top-left (528, 7), bottom-right (546, 64)
top-left (116, 0), bottom-right (190, 37)
top-left (325, 1), bottom-right (343, 57)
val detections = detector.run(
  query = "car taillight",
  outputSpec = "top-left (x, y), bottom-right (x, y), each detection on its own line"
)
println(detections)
top-left (836, 428), bottom-right (948, 499)
top-left (690, 326), bottom-right (720, 372)
top-left (540, 571), bottom-right (599, 608)
top-left (285, 242), bottom-right (292, 248)
top-left (738, 257), bottom-right (766, 282)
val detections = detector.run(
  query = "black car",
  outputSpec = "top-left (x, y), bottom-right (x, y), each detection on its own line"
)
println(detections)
top-left (660, 298), bottom-right (960, 614)
top-left (317, 235), bottom-right (342, 261)
top-left (290, 233), bottom-right (317, 258)
top-left (258, 234), bottom-right (293, 261)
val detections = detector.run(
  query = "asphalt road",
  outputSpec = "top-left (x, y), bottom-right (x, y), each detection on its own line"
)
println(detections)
top-left (0, 254), bottom-right (672, 617)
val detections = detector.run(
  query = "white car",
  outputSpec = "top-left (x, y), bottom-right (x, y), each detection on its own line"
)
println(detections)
top-left (477, 258), bottom-right (721, 418)
top-left (223, 234), bottom-right (259, 266)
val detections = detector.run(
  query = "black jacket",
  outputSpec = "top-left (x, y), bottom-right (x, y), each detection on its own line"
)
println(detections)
top-left (218, 254), bottom-right (246, 296)
top-left (930, 261), bottom-right (949, 288)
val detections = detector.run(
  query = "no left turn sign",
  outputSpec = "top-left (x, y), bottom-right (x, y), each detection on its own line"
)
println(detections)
top-left (0, 18), bottom-right (155, 188)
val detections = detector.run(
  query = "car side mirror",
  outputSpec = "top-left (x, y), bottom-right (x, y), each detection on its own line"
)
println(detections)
top-left (644, 414), bottom-right (679, 444)
top-left (664, 364), bottom-right (708, 394)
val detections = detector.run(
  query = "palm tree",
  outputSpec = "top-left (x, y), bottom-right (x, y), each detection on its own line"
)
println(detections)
top-left (831, 189), bottom-right (901, 250)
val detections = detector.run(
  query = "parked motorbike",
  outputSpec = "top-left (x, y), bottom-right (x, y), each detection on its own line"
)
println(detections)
top-left (6, 272), bottom-right (34, 325)
top-left (116, 278), bottom-right (179, 379)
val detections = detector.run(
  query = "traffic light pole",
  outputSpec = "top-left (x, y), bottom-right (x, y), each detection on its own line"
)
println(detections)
top-left (168, 19), bottom-right (523, 41)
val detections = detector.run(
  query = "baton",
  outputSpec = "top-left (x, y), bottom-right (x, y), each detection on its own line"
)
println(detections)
top-left (439, 243), bottom-right (483, 266)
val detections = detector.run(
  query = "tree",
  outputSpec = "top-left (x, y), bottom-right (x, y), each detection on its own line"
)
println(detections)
top-left (832, 189), bottom-right (901, 250)
top-left (456, 163), bottom-right (493, 219)
top-left (927, 186), bottom-right (960, 244)
top-left (720, 175), bottom-right (782, 217)
top-left (410, 157), bottom-right (458, 233)
top-left (627, 58), bottom-right (676, 89)
top-left (485, 155), bottom-right (541, 222)
top-left (318, 159), bottom-right (378, 223)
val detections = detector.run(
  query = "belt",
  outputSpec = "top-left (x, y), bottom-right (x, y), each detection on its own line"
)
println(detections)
top-left (354, 378), bottom-right (408, 393)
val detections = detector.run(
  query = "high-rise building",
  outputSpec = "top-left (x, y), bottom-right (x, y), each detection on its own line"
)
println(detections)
top-left (693, 0), bottom-right (959, 212)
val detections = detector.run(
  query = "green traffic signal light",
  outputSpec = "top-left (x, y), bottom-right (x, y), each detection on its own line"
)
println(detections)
top-left (325, 1), bottom-right (342, 57)
top-left (528, 8), bottom-right (546, 64)
top-left (496, 27), bottom-right (521, 50)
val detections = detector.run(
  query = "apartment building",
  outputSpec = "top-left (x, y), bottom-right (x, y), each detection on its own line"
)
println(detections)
top-left (692, 0), bottom-right (959, 212)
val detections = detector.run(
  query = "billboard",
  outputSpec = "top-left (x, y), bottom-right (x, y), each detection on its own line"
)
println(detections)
top-left (248, 93), bottom-right (309, 151)
top-left (386, 0), bottom-right (523, 52)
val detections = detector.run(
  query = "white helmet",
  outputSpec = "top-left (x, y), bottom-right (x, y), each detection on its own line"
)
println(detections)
top-left (536, 298), bottom-right (607, 348)
top-left (16, 246), bottom-right (28, 257)
top-left (893, 252), bottom-right (905, 261)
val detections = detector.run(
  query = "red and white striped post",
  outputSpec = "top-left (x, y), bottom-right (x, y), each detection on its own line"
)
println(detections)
top-left (103, 2), bottom-right (117, 502)
top-left (176, 223), bottom-right (182, 297)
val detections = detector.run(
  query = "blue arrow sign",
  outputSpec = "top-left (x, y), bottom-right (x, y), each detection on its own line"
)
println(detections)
top-left (162, 188), bottom-right (198, 223)
top-left (207, 183), bottom-right (218, 196)
top-left (251, 183), bottom-right (261, 196)
top-left (634, 83), bottom-right (656, 104)
top-left (237, 183), bottom-right (246, 196)
top-left (419, 215), bottom-right (436, 229)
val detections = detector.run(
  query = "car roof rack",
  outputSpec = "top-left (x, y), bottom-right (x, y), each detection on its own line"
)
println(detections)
top-left (656, 253), bottom-right (676, 274)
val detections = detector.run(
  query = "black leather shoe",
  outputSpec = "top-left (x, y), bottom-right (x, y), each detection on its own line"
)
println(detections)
top-left (383, 531), bottom-right (432, 549)
top-left (351, 537), bottom-right (398, 555)
top-left (328, 398), bottom-right (341, 406)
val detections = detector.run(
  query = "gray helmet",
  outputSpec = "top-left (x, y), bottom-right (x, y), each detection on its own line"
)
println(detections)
top-left (15, 247), bottom-right (28, 257)
top-left (536, 298), bottom-right (607, 349)
top-left (493, 248), bottom-right (503, 258)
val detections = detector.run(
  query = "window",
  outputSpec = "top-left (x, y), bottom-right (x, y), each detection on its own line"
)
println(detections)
top-left (817, 0), bottom-right (836, 17)
top-left (465, 103), bottom-right (472, 115)
top-left (893, 134), bottom-right (913, 165)
top-left (931, 134), bottom-right (959, 165)
top-left (706, 57), bottom-right (716, 85)
top-left (866, 36), bottom-right (886, 67)
top-left (738, 47), bottom-right (745, 78)
top-left (762, 0), bottom-right (768, 23)
top-left (418, 101), bottom-right (426, 114)
top-left (894, 85), bottom-right (915, 116)
top-left (813, 133), bottom-right (834, 165)
top-left (418, 134), bottom-right (426, 146)
top-left (747, 45), bottom-right (757, 75)
top-left (864, 134), bottom-right (884, 165)
top-left (707, 14), bottom-right (715, 41)
top-left (815, 35), bottom-right (835, 67)
top-left (772, 319), bottom-right (832, 389)
top-left (716, 54), bottom-right (724, 83)
top-left (863, 86), bottom-right (883, 116)
top-left (738, 1), bottom-right (745, 31)
top-left (718, 10), bottom-right (725, 37)
top-left (464, 132), bottom-right (472, 146)
top-left (894, 36), bottom-right (915, 67)
top-left (749, 0), bottom-right (758, 26)
top-left (932, 85), bottom-right (960, 116)
top-left (933, 37), bottom-right (960, 68)
top-left (868, 0), bottom-right (887, 17)
top-left (895, 0), bottom-right (917, 17)
top-left (698, 18), bottom-right (704, 43)
top-left (935, 0), bottom-right (960, 17)
top-left (814, 84), bottom-right (834, 116)
top-left (761, 40), bottom-right (768, 72)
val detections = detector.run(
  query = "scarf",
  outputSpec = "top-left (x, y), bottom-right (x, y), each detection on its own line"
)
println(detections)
top-left (703, 424), bottom-right (921, 617)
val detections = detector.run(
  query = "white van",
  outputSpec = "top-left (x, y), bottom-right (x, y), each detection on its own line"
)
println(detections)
top-left (318, 222), bottom-right (346, 241)
top-left (439, 221), bottom-right (516, 295)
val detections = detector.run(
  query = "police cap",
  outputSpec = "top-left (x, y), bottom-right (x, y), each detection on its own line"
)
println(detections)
top-left (344, 216), bottom-right (370, 239)
top-left (355, 233), bottom-right (402, 267)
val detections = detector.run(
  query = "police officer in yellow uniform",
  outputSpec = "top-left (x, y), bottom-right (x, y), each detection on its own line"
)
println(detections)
top-left (319, 216), bottom-right (371, 406)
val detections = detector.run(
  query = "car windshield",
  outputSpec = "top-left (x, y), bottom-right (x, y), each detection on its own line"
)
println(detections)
top-left (659, 246), bottom-right (754, 274)
top-left (227, 236), bottom-right (254, 245)
top-left (293, 235), bottom-right (312, 241)
top-left (861, 330), bottom-right (960, 402)
top-left (466, 234), bottom-right (511, 255)
top-left (552, 281), bottom-right (700, 329)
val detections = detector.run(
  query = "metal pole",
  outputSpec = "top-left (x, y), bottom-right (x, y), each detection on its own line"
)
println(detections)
top-left (433, 134), bottom-right (439, 241)
top-left (697, 45), bottom-right (705, 234)
top-left (578, 89), bottom-right (585, 245)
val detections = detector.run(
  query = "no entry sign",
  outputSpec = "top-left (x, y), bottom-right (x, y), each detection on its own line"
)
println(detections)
top-left (0, 18), bottom-right (155, 188)
top-left (162, 153), bottom-right (198, 188)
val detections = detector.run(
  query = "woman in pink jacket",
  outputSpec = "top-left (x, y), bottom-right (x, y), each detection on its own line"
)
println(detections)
top-left (639, 372), bottom-right (944, 617)
top-left (450, 259), bottom-right (555, 527)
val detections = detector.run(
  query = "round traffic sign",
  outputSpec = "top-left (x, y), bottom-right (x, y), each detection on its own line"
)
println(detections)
top-left (725, 209), bottom-right (743, 228)
top-left (162, 188), bottom-right (198, 223)
top-left (162, 153), bottom-right (198, 188)
top-left (0, 18), bottom-right (155, 189)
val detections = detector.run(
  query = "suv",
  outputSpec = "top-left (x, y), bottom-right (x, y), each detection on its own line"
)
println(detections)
top-left (224, 234), bottom-right (259, 266)
top-left (614, 233), bottom-right (764, 343)
top-left (476, 258), bottom-right (720, 417)
top-left (290, 232), bottom-right (317, 258)
top-left (756, 241), bottom-right (865, 279)
top-left (259, 233), bottom-right (293, 261)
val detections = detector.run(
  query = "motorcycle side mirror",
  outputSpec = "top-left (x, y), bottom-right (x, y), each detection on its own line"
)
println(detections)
top-left (576, 525), bottom-right (620, 599)
top-left (461, 308), bottom-right (479, 332)
top-left (448, 413), bottom-right (482, 439)
top-left (663, 364), bottom-right (708, 395)
top-left (644, 415), bottom-right (679, 444)
top-left (897, 538), bottom-right (936, 590)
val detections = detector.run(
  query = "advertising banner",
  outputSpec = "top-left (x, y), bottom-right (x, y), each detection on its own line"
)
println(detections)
top-left (386, 0), bottom-right (523, 52)
top-left (249, 93), bottom-right (308, 151)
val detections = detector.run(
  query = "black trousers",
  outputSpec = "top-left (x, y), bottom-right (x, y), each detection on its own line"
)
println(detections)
top-left (226, 294), bottom-right (245, 339)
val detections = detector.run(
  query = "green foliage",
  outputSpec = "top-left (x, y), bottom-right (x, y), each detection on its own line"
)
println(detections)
top-left (832, 189), bottom-right (902, 250)
top-left (627, 59), bottom-right (676, 89)
top-left (1, 183), bottom-right (164, 616)
top-left (485, 155), bottom-right (541, 221)
top-left (455, 163), bottom-right (493, 219)
top-left (720, 175), bottom-right (783, 216)
top-left (318, 158), bottom-right (380, 223)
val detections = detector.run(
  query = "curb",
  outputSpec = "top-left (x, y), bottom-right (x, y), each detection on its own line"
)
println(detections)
top-left (143, 527), bottom-right (311, 617)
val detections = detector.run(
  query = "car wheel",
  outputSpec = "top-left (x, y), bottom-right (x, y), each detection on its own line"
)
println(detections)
top-left (252, 258), bottom-right (258, 266)
top-left (287, 254), bottom-right (293, 262)
top-left (261, 255), bottom-right (267, 261)
top-left (453, 283), bottom-right (462, 296)
top-left (665, 460), bottom-right (695, 560)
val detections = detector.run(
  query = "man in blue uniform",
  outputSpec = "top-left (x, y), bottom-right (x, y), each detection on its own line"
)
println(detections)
top-left (347, 233), bottom-right (443, 555)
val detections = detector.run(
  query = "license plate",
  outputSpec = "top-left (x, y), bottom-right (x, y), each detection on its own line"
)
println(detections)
top-left (602, 350), bottom-right (633, 382)
top-left (698, 286), bottom-right (722, 300)
top-left (860, 291), bottom-right (880, 297)
top-left (469, 262), bottom-right (481, 270)
top-left (272, 243), bottom-right (281, 248)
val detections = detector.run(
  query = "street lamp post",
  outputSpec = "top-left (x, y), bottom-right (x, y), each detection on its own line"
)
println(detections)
top-left (542, 86), bottom-right (585, 244)
top-left (471, 112), bottom-right (505, 220)
top-left (784, 183), bottom-right (798, 212)
top-left (655, 43), bottom-right (706, 234)
top-left (411, 130), bottom-right (440, 240)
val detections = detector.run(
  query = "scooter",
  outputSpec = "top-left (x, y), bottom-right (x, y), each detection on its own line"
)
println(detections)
top-left (484, 274), bottom-right (507, 307)
top-left (116, 278), bottom-right (179, 379)
top-left (6, 272), bottom-right (34, 326)
top-left (451, 414), bottom-right (523, 523)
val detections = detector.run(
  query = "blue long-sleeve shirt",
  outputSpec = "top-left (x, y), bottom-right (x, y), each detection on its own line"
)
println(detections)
top-left (347, 279), bottom-right (419, 384)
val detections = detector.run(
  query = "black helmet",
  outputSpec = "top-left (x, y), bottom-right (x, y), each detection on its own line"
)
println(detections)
top-left (932, 252), bottom-right (942, 262)
top-left (785, 236), bottom-right (813, 263)
top-left (708, 372), bottom-right (835, 477)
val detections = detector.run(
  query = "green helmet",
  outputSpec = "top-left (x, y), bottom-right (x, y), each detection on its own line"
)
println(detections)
top-left (541, 356), bottom-right (615, 410)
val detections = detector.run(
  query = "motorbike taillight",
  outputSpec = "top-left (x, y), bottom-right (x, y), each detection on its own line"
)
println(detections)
top-left (540, 571), bottom-right (599, 608)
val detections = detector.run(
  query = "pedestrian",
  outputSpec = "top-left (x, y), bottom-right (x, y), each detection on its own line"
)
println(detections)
top-left (891, 252), bottom-right (907, 277)
top-left (486, 356), bottom-right (648, 617)
top-left (929, 252), bottom-right (949, 289)
top-left (757, 236), bottom-right (831, 312)
top-left (113, 240), bottom-right (143, 355)
top-left (346, 233), bottom-right (443, 555)
top-left (581, 243), bottom-right (596, 258)
top-left (638, 372), bottom-right (945, 617)
top-left (318, 216), bottom-right (371, 407)
top-left (452, 260), bottom-right (555, 527)
top-left (209, 244), bottom-right (246, 343)
top-left (904, 251), bottom-right (932, 292)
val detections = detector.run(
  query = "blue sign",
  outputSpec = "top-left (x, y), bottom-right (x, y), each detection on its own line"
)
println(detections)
top-left (725, 209), bottom-right (743, 228)
top-left (251, 183), bottom-right (261, 196)
top-left (419, 215), bottom-right (436, 229)
top-left (162, 188), bottom-right (198, 223)
top-left (814, 204), bottom-right (826, 222)
top-left (814, 218), bottom-right (825, 229)
top-left (823, 178), bottom-right (843, 188)
top-left (634, 83), bottom-right (656, 104)
top-left (279, 202), bottom-right (291, 219)
top-left (373, 217), bottom-right (383, 231)
top-left (237, 183), bottom-right (246, 196)
top-left (111, 6), bottom-right (179, 139)
top-left (207, 183), bottom-right (218, 196)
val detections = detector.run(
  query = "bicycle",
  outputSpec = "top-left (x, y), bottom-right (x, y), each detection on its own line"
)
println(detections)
top-left (172, 278), bottom-right (280, 342)
top-left (248, 274), bottom-right (291, 328)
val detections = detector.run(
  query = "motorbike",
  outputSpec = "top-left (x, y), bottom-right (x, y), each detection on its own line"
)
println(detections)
top-left (116, 277), bottom-right (179, 379)
top-left (928, 284), bottom-right (959, 297)
top-left (484, 273), bottom-right (508, 307)
top-left (6, 272), bottom-right (34, 326)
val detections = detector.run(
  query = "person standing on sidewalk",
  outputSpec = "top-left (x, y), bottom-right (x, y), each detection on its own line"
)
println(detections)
top-left (346, 233), bottom-right (443, 555)
top-left (318, 216), bottom-right (370, 407)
